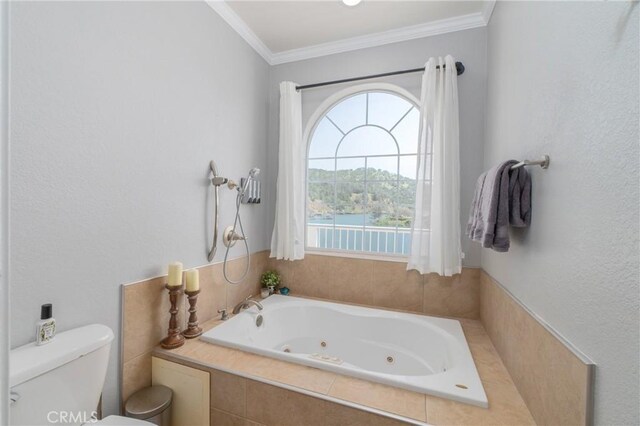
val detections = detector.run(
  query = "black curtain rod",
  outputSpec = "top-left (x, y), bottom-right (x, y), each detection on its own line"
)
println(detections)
top-left (296, 61), bottom-right (464, 91)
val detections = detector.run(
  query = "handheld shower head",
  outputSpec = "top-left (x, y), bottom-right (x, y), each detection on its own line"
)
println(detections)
top-left (210, 160), bottom-right (229, 186)
top-left (241, 167), bottom-right (261, 194)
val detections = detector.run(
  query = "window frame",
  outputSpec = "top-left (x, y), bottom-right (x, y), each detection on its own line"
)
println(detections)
top-left (303, 83), bottom-right (421, 261)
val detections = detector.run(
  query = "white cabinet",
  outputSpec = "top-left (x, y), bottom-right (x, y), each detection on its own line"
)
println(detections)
top-left (151, 357), bottom-right (210, 426)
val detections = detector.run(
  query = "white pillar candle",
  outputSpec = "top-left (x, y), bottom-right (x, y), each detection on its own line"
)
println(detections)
top-left (185, 268), bottom-right (200, 292)
top-left (167, 262), bottom-right (183, 287)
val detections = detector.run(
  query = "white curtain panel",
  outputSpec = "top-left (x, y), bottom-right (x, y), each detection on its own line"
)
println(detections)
top-left (407, 55), bottom-right (462, 276)
top-left (270, 81), bottom-right (305, 260)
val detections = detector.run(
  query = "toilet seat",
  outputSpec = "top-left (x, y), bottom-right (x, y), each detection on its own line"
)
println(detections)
top-left (89, 415), bottom-right (153, 425)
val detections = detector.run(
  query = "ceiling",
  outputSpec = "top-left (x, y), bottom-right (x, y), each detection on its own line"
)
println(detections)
top-left (207, 1), bottom-right (495, 65)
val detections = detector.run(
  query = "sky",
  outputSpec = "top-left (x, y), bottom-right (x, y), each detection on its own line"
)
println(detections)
top-left (308, 92), bottom-right (420, 180)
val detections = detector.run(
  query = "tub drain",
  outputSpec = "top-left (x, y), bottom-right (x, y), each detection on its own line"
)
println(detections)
top-left (320, 341), bottom-right (327, 348)
top-left (386, 356), bottom-right (394, 364)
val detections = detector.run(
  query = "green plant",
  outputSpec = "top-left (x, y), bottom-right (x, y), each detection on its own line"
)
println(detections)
top-left (260, 270), bottom-right (281, 289)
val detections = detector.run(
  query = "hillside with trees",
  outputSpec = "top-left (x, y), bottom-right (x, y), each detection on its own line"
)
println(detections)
top-left (308, 167), bottom-right (417, 227)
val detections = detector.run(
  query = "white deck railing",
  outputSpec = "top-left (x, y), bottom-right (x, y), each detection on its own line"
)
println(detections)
top-left (307, 223), bottom-right (412, 255)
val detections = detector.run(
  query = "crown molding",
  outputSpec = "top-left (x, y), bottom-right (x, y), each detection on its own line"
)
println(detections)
top-left (270, 12), bottom-right (486, 65)
top-left (482, 0), bottom-right (496, 25)
top-left (206, 1), bottom-right (492, 66)
top-left (205, 0), bottom-right (272, 64)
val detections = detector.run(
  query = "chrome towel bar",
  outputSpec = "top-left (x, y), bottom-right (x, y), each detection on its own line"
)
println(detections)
top-left (511, 155), bottom-right (550, 170)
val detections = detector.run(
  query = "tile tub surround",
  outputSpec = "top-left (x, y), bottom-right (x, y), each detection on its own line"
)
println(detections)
top-left (153, 315), bottom-right (535, 425)
top-left (268, 255), bottom-right (480, 319)
top-left (480, 271), bottom-right (595, 426)
top-left (120, 254), bottom-right (594, 423)
top-left (120, 251), bottom-right (268, 407)
top-left (121, 253), bottom-right (482, 414)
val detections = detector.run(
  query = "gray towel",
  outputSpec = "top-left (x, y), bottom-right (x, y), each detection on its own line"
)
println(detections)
top-left (508, 166), bottom-right (531, 227)
top-left (466, 160), bottom-right (518, 252)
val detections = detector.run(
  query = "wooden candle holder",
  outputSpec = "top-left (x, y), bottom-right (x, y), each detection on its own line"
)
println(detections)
top-left (182, 289), bottom-right (203, 339)
top-left (161, 284), bottom-right (185, 349)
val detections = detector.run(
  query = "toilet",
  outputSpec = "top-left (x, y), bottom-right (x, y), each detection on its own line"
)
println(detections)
top-left (10, 324), bottom-right (152, 425)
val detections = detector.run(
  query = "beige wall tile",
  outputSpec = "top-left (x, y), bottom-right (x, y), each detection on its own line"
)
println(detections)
top-left (425, 380), bottom-right (536, 426)
top-left (121, 351), bottom-right (152, 406)
top-left (371, 261), bottom-right (423, 312)
top-left (479, 274), bottom-right (510, 358)
top-left (122, 277), bottom-right (185, 363)
top-left (289, 254), bottom-right (332, 299)
top-left (245, 377), bottom-right (410, 426)
top-left (245, 380), bottom-right (328, 426)
top-left (458, 318), bottom-right (486, 341)
top-left (224, 256), bottom-right (254, 308)
top-left (211, 409), bottom-right (264, 426)
top-left (467, 339), bottom-right (514, 389)
top-left (211, 409), bottom-right (246, 426)
top-left (266, 257), bottom-right (293, 288)
top-left (480, 271), bottom-right (593, 426)
top-left (330, 257), bottom-right (375, 306)
top-left (210, 369), bottom-right (247, 417)
top-left (121, 251), bottom-right (271, 413)
top-left (289, 255), bottom-right (377, 306)
top-left (198, 262), bottom-right (226, 324)
top-left (225, 253), bottom-right (265, 310)
top-left (245, 251), bottom-right (268, 284)
top-left (325, 403), bottom-right (409, 426)
top-left (328, 376), bottom-right (426, 422)
top-left (271, 255), bottom-right (480, 319)
top-left (423, 268), bottom-right (480, 319)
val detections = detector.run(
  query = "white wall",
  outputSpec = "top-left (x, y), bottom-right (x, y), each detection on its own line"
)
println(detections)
top-left (0, 0), bottom-right (10, 423)
top-left (482, 2), bottom-right (639, 424)
top-left (266, 28), bottom-right (488, 267)
top-left (9, 2), bottom-right (269, 414)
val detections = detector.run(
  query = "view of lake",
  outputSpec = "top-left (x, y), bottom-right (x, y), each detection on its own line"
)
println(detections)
top-left (307, 213), bottom-right (411, 255)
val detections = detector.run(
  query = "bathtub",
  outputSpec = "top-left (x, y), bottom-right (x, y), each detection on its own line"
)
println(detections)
top-left (201, 295), bottom-right (488, 407)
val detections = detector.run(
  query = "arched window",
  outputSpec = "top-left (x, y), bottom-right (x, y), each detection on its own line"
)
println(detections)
top-left (306, 86), bottom-right (420, 256)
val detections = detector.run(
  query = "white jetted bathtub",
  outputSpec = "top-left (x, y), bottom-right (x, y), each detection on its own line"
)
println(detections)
top-left (201, 295), bottom-right (488, 407)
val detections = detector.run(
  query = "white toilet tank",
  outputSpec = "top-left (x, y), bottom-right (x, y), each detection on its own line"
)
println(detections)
top-left (10, 324), bottom-right (115, 426)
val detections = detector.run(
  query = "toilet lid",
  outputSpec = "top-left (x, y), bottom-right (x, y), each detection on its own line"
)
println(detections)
top-left (90, 415), bottom-right (152, 425)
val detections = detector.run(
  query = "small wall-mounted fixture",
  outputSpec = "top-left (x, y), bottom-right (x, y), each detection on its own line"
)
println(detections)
top-left (510, 155), bottom-right (550, 170)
